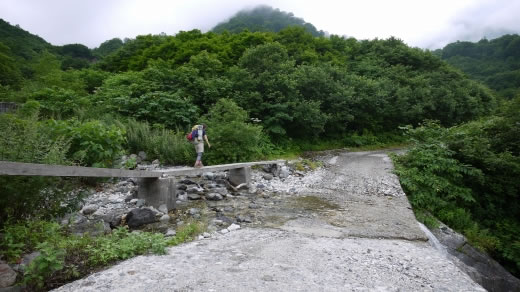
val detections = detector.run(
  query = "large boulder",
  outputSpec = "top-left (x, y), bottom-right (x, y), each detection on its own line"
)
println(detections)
top-left (431, 224), bottom-right (520, 292)
top-left (126, 208), bottom-right (157, 228)
top-left (0, 261), bottom-right (17, 288)
top-left (102, 212), bottom-right (123, 229)
top-left (62, 213), bottom-right (110, 236)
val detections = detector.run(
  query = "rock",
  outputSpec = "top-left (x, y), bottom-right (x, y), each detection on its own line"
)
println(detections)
top-left (431, 223), bottom-right (520, 292)
top-left (224, 206), bottom-right (234, 213)
top-left (205, 183), bottom-right (217, 189)
top-left (294, 171), bottom-right (305, 177)
top-left (130, 198), bottom-right (138, 204)
top-left (249, 203), bottom-right (261, 209)
top-left (215, 172), bottom-right (227, 179)
top-left (158, 204), bottom-right (168, 214)
top-left (202, 232), bottom-right (211, 238)
top-left (227, 223), bottom-right (241, 231)
top-left (126, 208), bottom-right (157, 228)
top-left (159, 214), bottom-right (170, 222)
top-left (124, 194), bottom-right (134, 203)
top-left (236, 214), bottom-right (253, 223)
top-left (102, 212), bottom-right (122, 229)
top-left (188, 208), bottom-right (200, 216)
top-left (165, 229), bottom-right (176, 237)
top-left (220, 229), bottom-right (229, 234)
top-left (215, 179), bottom-right (228, 186)
top-left (179, 179), bottom-right (196, 185)
top-left (152, 159), bottom-right (160, 165)
top-left (135, 199), bottom-right (146, 208)
top-left (206, 193), bottom-right (223, 201)
top-left (216, 215), bottom-right (233, 224)
top-left (203, 172), bottom-right (215, 180)
top-left (262, 164), bottom-right (274, 174)
top-left (12, 251), bottom-right (40, 273)
top-left (263, 174), bottom-right (273, 180)
top-left (256, 184), bottom-right (265, 189)
top-left (0, 262), bottom-right (17, 288)
top-left (69, 218), bottom-right (111, 236)
top-left (177, 184), bottom-right (187, 191)
top-left (186, 185), bottom-right (204, 195)
top-left (188, 194), bottom-right (201, 200)
top-left (213, 219), bottom-right (224, 226)
top-left (144, 206), bottom-right (161, 215)
top-left (138, 151), bottom-right (147, 161)
top-left (214, 187), bottom-right (229, 196)
top-left (279, 166), bottom-right (290, 179)
top-left (81, 204), bottom-right (99, 215)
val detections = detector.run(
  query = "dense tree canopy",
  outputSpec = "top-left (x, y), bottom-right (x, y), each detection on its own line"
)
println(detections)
top-left (436, 34), bottom-right (520, 99)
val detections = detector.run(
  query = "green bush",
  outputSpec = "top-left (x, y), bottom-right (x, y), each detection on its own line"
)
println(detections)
top-left (123, 119), bottom-right (193, 165)
top-left (46, 119), bottom-right (126, 167)
top-left (393, 115), bottom-right (520, 276)
top-left (28, 87), bottom-right (91, 119)
top-left (200, 98), bottom-right (273, 164)
top-left (0, 109), bottom-right (81, 224)
top-left (0, 220), bottom-right (202, 290)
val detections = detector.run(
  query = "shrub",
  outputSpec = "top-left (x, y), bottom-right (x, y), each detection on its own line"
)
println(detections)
top-left (28, 87), bottom-right (91, 119)
top-left (46, 119), bottom-right (126, 167)
top-left (393, 116), bottom-right (520, 277)
top-left (123, 119), bottom-right (193, 165)
top-left (0, 110), bottom-right (81, 224)
top-left (200, 98), bottom-right (273, 164)
top-left (0, 220), bottom-right (202, 290)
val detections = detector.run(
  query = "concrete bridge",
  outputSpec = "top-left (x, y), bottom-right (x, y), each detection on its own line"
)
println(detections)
top-left (0, 160), bottom-right (284, 211)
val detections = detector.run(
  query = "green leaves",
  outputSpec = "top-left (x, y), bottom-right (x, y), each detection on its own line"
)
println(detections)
top-left (201, 98), bottom-right (272, 164)
top-left (393, 113), bottom-right (520, 276)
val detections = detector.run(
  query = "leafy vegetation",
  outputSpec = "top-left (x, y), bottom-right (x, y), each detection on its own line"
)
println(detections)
top-left (0, 105), bottom-right (83, 226)
top-left (0, 220), bottom-right (203, 290)
top-left (393, 97), bottom-right (520, 277)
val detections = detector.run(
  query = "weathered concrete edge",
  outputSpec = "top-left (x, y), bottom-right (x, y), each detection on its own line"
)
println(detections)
top-left (0, 161), bottom-right (162, 178)
top-left (159, 160), bottom-right (285, 177)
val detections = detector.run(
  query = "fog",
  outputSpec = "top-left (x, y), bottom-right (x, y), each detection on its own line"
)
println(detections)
top-left (0, 0), bottom-right (519, 49)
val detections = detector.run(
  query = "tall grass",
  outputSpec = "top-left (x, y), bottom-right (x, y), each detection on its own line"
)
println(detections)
top-left (122, 119), bottom-right (194, 165)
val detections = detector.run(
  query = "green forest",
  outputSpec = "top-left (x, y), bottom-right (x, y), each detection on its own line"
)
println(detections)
top-left (0, 5), bottom-right (519, 287)
top-left (435, 34), bottom-right (520, 99)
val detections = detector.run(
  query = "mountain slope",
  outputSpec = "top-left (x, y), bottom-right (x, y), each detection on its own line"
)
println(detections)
top-left (436, 34), bottom-right (520, 99)
top-left (212, 5), bottom-right (324, 37)
top-left (0, 18), bottom-right (53, 61)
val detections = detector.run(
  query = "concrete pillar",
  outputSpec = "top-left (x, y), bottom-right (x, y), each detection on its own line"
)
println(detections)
top-left (228, 166), bottom-right (251, 187)
top-left (138, 177), bottom-right (176, 211)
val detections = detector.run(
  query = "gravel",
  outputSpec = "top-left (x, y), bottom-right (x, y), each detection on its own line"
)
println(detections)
top-left (53, 150), bottom-right (484, 291)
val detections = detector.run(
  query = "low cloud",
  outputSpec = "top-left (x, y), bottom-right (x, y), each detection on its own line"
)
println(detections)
top-left (420, 0), bottom-right (520, 49)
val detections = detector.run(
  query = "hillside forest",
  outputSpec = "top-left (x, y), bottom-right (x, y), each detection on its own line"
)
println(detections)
top-left (0, 5), bottom-right (519, 287)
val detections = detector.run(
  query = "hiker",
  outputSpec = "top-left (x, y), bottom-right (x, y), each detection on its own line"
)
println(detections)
top-left (191, 124), bottom-right (211, 167)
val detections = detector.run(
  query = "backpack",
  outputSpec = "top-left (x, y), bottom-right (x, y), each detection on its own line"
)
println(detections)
top-left (186, 132), bottom-right (193, 141)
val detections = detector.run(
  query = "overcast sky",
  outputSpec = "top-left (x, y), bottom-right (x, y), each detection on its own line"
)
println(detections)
top-left (1, 0), bottom-right (519, 49)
